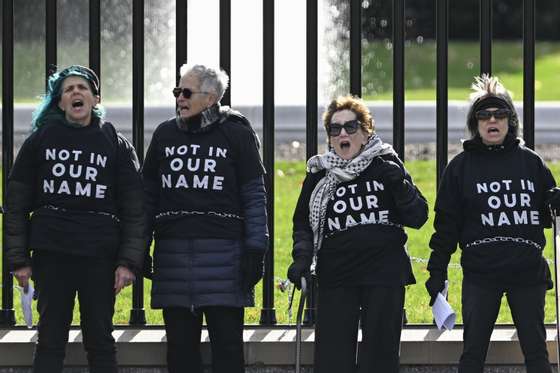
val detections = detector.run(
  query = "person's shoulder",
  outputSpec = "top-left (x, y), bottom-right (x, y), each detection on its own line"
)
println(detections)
top-left (221, 107), bottom-right (253, 133)
top-left (153, 117), bottom-right (178, 135)
top-left (448, 149), bottom-right (467, 166)
top-left (25, 121), bottom-right (58, 143)
top-left (517, 141), bottom-right (542, 159)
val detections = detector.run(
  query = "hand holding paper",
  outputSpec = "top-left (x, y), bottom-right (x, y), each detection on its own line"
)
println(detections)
top-left (16, 283), bottom-right (35, 328)
top-left (431, 280), bottom-right (456, 331)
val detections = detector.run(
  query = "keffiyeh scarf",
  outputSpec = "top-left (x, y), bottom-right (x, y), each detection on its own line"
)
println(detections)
top-left (307, 134), bottom-right (396, 269)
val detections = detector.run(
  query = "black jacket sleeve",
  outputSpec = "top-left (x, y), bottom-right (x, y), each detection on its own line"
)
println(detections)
top-left (115, 134), bottom-right (146, 274)
top-left (538, 157), bottom-right (557, 228)
top-left (291, 172), bottom-right (319, 263)
top-left (388, 156), bottom-right (429, 229)
top-left (427, 158), bottom-right (462, 276)
top-left (5, 136), bottom-right (36, 271)
top-left (141, 131), bottom-right (160, 248)
top-left (240, 176), bottom-right (269, 253)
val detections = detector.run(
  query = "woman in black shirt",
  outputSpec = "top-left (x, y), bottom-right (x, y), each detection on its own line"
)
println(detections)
top-left (426, 75), bottom-right (560, 373)
top-left (287, 95), bottom-right (428, 373)
top-left (7, 65), bottom-right (144, 373)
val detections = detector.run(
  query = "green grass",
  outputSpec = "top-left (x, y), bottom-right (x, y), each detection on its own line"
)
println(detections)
top-left (359, 41), bottom-right (560, 101)
top-left (6, 160), bottom-right (560, 325)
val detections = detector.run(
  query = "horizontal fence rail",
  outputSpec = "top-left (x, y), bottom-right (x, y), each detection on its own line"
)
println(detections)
top-left (0, 0), bottom-right (543, 328)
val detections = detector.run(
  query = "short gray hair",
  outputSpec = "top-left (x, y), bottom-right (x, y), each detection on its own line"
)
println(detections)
top-left (180, 63), bottom-right (229, 102)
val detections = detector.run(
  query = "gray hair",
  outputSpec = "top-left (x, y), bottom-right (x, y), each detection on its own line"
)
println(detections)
top-left (180, 63), bottom-right (229, 102)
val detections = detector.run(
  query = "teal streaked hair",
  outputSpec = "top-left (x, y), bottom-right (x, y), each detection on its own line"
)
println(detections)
top-left (31, 65), bottom-right (106, 131)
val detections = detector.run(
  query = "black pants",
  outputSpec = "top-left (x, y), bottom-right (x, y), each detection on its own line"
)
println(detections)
top-left (163, 306), bottom-right (245, 373)
top-left (459, 279), bottom-right (552, 373)
top-left (32, 251), bottom-right (117, 373)
top-left (314, 285), bottom-right (405, 373)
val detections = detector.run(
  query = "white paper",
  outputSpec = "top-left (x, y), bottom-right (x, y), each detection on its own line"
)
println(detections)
top-left (431, 280), bottom-right (456, 331)
top-left (16, 284), bottom-right (34, 328)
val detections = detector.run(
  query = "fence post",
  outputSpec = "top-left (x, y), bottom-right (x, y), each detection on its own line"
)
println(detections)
top-left (220, 0), bottom-right (231, 107)
top-left (523, 0), bottom-right (535, 150)
top-left (176, 0), bottom-right (188, 84)
top-left (350, 0), bottom-right (362, 97)
top-left (392, 0), bottom-right (405, 161)
top-left (89, 0), bottom-right (101, 81)
top-left (130, 0), bottom-right (146, 326)
top-left (480, 0), bottom-right (492, 76)
top-left (304, 0), bottom-right (319, 326)
top-left (436, 0), bottom-right (448, 186)
top-left (260, 0), bottom-right (277, 326)
top-left (1, 0), bottom-right (16, 327)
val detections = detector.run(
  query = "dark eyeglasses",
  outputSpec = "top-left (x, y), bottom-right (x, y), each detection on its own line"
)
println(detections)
top-left (172, 87), bottom-right (210, 99)
top-left (475, 108), bottom-right (511, 121)
top-left (327, 120), bottom-right (361, 136)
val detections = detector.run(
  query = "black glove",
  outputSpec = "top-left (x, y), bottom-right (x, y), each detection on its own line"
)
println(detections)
top-left (287, 257), bottom-right (311, 290)
top-left (375, 158), bottom-right (405, 187)
top-left (143, 251), bottom-right (153, 280)
top-left (425, 272), bottom-right (446, 307)
top-left (546, 187), bottom-right (560, 214)
top-left (241, 250), bottom-right (265, 290)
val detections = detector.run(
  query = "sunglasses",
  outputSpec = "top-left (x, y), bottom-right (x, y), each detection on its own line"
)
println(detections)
top-left (475, 108), bottom-right (511, 121)
top-left (172, 87), bottom-right (210, 99)
top-left (327, 120), bottom-right (361, 136)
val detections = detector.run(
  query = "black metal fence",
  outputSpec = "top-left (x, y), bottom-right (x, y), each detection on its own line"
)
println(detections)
top-left (0, 0), bottom-right (539, 327)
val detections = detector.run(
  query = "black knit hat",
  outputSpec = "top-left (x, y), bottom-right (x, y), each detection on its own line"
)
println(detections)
top-left (466, 75), bottom-right (519, 138)
top-left (54, 65), bottom-right (100, 95)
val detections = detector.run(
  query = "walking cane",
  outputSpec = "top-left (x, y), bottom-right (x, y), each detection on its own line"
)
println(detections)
top-left (295, 277), bottom-right (307, 373)
top-left (553, 208), bottom-right (560, 373)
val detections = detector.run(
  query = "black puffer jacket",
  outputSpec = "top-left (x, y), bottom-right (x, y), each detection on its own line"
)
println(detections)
top-left (5, 118), bottom-right (145, 274)
top-left (144, 106), bottom-right (268, 308)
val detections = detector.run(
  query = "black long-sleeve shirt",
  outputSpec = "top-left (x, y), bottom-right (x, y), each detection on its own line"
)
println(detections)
top-left (142, 116), bottom-right (266, 243)
top-left (5, 117), bottom-right (145, 273)
top-left (428, 135), bottom-right (556, 289)
top-left (292, 153), bottom-right (428, 288)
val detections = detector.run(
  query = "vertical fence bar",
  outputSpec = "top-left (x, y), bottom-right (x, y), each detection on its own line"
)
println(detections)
top-left (523, 0), bottom-right (535, 150)
top-left (89, 0), bottom-right (101, 81)
top-left (436, 0), bottom-right (448, 186)
top-left (304, 0), bottom-right (318, 326)
top-left (130, 0), bottom-right (146, 325)
top-left (220, 0), bottom-right (231, 106)
top-left (306, 0), bottom-right (318, 160)
top-left (480, 0), bottom-right (492, 75)
top-left (350, 0), bottom-right (361, 97)
top-left (392, 0), bottom-right (405, 160)
top-left (260, 0), bottom-right (276, 326)
top-left (1, 0), bottom-right (16, 327)
top-left (46, 0), bottom-right (57, 79)
top-left (176, 0), bottom-right (188, 85)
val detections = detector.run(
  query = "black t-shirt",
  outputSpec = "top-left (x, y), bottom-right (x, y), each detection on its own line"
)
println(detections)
top-left (142, 117), bottom-right (264, 240)
top-left (9, 119), bottom-right (124, 257)
top-left (293, 154), bottom-right (426, 288)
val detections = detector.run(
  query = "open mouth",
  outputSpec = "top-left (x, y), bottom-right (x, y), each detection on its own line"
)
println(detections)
top-left (71, 99), bottom-right (84, 108)
top-left (340, 140), bottom-right (351, 149)
top-left (488, 127), bottom-right (499, 133)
